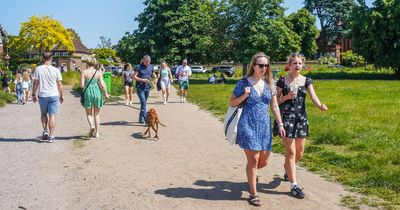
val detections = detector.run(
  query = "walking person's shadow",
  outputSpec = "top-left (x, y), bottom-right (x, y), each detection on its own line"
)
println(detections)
top-left (155, 176), bottom-right (287, 201)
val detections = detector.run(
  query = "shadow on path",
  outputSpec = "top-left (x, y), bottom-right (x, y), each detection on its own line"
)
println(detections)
top-left (0, 135), bottom-right (83, 143)
top-left (155, 177), bottom-right (288, 201)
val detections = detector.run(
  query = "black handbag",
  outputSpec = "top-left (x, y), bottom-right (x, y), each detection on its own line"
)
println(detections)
top-left (156, 76), bottom-right (162, 91)
top-left (81, 70), bottom-right (98, 105)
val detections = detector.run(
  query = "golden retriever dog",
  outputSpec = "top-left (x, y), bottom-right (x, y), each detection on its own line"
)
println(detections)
top-left (144, 108), bottom-right (165, 139)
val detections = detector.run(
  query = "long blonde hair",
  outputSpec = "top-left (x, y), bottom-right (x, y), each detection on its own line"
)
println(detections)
top-left (287, 53), bottom-right (306, 66)
top-left (246, 52), bottom-right (274, 93)
top-left (22, 71), bottom-right (30, 81)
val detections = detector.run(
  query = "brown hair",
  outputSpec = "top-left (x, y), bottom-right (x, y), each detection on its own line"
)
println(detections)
top-left (42, 52), bottom-right (52, 61)
top-left (246, 52), bottom-right (274, 93)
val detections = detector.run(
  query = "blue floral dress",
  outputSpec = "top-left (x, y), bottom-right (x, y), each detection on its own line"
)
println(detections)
top-left (233, 78), bottom-right (274, 151)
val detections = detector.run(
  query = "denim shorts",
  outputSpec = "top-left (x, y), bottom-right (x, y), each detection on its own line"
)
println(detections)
top-left (39, 96), bottom-right (59, 115)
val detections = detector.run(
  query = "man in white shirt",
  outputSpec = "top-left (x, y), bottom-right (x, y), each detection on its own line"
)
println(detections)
top-left (175, 59), bottom-right (192, 103)
top-left (32, 52), bottom-right (64, 143)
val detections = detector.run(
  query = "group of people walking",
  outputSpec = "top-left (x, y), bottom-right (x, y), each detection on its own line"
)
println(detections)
top-left (230, 52), bottom-right (328, 206)
top-left (25, 50), bottom-right (326, 207)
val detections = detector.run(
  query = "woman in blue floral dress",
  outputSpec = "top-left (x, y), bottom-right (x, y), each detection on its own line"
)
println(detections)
top-left (276, 53), bottom-right (328, 199)
top-left (230, 52), bottom-right (285, 206)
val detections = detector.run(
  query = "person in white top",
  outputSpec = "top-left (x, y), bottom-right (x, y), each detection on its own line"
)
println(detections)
top-left (175, 59), bottom-right (192, 103)
top-left (32, 52), bottom-right (64, 143)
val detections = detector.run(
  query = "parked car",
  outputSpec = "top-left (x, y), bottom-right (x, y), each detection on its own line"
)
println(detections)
top-left (212, 65), bottom-right (235, 77)
top-left (106, 66), bottom-right (123, 76)
top-left (190, 65), bottom-right (207, 73)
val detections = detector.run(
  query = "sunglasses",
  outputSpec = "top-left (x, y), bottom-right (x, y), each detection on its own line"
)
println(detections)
top-left (255, 64), bottom-right (270, 69)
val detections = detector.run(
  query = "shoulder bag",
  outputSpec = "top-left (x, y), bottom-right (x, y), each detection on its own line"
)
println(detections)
top-left (81, 70), bottom-right (98, 105)
top-left (223, 78), bottom-right (250, 145)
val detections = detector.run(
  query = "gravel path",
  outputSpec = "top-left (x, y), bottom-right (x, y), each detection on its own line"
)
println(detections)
top-left (0, 86), bottom-right (353, 209)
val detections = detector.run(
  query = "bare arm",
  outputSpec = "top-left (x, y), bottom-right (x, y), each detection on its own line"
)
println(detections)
top-left (132, 71), bottom-right (149, 83)
top-left (80, 70), bottom-right (85, 88)
top-left (57, 80), bottom-right (64, 103)
top-left (98, 72), bottom-right (109, 99)
top-left (270, 95), bottom-right (286, 138)
top-left (307, 84), bottom-right (328, 111)
top-left (32, 80), bottom-right (39, 102)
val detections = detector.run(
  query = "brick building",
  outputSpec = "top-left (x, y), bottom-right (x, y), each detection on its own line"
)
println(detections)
top-left (51, 38), bottom-right (92, 71)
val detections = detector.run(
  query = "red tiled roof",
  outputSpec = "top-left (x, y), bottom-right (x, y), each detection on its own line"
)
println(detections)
top-left (52, 38), bottom-right (91, 54)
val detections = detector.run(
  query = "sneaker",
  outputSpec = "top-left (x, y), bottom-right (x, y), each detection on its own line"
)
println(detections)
top-left (42, 131), bottom-right (49, 140)
top-left (94, 132), bottom-right (100, 138)
top-left (125, 102), bottom-right (129, 106)
top-left (291, 185), bottom-right (305, 199)
top-left (89, 127), bottom-right (96, 137)
top-left (48, 136), bottom-right (55, 143)
top-left (129, 101), bottom-right (133, 106)
top-left (163, 101), bottom-right (167, 105)
top-left (183, 98), bottom-right (186, 103)
top-left (180, 98), bottom-right (184, 103)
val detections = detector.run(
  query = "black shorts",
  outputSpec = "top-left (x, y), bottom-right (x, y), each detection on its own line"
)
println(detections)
top-left (124, 81), bottom-right (133, 87)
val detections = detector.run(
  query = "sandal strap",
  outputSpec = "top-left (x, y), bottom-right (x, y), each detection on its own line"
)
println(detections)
top-left (249, 195), bottom-right (261, 206)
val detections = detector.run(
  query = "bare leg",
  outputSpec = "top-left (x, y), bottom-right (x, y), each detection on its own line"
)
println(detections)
top-left (85, 108), bottom-right (95, 128)
top-left (41, 113), bottom-right (49, 131)
top-left (295, 138), bottom-right (306, 163)
top-left (93, 107), bottom-right (101, 136)
top-left (124, 86), bottom-right (129, 104)
top-left (244, 149), bottom-right (261, 196)
top-left (257, 150), bottom-right (270, 169)
top-left (166, 87), bottom-right (170, 101)
top-left (128, 87), bottom-right (133, 104)
top-left (283, 138), bottom-right (297, 183)
top-left (48, 114), bottom-right (56, 137)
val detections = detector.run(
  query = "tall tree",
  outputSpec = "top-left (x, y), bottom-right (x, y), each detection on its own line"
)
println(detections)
top-left (351, 0), bottom-right (400, 75)
top-left (98, 36), bottom-right (112, 49)
top-left (67, 29), bottom-right (81, 42)
top-left (287, 9), bottom-right (319, 59)
top-left (228, 0), bottom-right (299, 63)
top-left (14, 16), bottom-right (74, 54)
top-left (304, 0), bottom-right (355, 55)
top-left (128, 0), bottom-right (216, 64)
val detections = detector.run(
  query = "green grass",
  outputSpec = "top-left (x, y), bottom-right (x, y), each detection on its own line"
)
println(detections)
top-left (0, 91), bottom-right (16, 107)
top-left (185, 78), bottom-right (400, 209)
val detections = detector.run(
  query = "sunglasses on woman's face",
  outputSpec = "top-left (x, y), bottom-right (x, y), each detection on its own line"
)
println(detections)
top-left (255, 64), bottom-right (270, 69)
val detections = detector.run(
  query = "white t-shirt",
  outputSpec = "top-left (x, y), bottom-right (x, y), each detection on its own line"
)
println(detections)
top-left (176, 65), bottom-right (192, 81)
top-left (34, 64), bottom-right (62, 97)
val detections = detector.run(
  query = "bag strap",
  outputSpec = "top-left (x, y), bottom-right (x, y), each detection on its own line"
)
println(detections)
top-left (82, 70), bottom-right (98, 94)
top-left (238, 78), bottom-right (251, 108)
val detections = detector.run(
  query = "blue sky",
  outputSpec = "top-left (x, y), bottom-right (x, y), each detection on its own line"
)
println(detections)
top-left (0, 0), bottom-right (373, 49)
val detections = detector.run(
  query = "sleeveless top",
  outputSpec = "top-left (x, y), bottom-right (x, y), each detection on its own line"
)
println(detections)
top-left (160, 68), bottom-right (169, 78)
top-left (82, 78), bottom-right (104, 108)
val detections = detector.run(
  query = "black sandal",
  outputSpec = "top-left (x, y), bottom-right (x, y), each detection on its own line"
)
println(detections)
top-left (248, 195), bottom-right (261, 207)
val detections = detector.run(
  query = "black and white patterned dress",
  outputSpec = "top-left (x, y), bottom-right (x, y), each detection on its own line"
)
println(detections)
top-left (275, 76), bottom-right (313, 138)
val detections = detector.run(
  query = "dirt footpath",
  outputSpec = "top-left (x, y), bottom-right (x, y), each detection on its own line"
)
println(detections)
top-left (0, 86), bottom-right (353, 209)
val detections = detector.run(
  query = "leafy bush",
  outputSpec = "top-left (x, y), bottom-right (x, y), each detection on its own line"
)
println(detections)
top-left (317, 56), bottom-right (338, 65)
top-left (341, 50), bottom-right (365, 67)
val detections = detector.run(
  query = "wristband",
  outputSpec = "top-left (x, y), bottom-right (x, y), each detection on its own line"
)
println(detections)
top-left (278, 123), bottom-right (284, 127)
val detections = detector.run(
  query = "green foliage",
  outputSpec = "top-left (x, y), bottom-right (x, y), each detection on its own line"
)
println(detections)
top-left (0, 91), bottom-right (16, 107)
top-left (287, 9), bottom-right (319, 59)
top-left (118, 0), bottom-right (216, 65)
top-left (304, 0), bottom-right (355, 54)
top-left (98, 36), bottom-right (112, 49)
top-left (341, 50), bottom-right (365, 66)
top-left (92, 48), bottom-right (117, 64)
top-left (318, 56), bottom-right (338, 64)
top-left (186, 75), bottom-right (400, 209)
top-left (13, 16), bottom-right (74, 53)
top-left (351, 0), bottom-right (400, 75)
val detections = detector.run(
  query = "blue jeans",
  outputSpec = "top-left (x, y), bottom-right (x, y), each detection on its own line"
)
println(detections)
top-left (136, 87), bottom-right (150, 123)
top-left (16, 85), bottom-right (22, 103)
